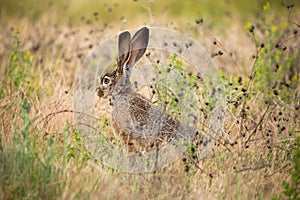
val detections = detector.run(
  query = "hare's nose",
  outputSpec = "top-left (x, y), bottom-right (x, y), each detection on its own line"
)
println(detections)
top-left (96, 87), bottom-right (104, 97)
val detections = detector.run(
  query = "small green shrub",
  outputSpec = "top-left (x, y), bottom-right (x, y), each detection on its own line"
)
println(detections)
top-left (0, 98), bottom-right (61, 199)
top-left (282, 136), bottom-right (300, 199)
top-left (1, 27), bottom-right (39, 99)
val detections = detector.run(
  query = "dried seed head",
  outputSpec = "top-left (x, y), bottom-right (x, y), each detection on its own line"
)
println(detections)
top-left (185, 165), bottom-right (189, 172)
top-left (286, 3), bottom-right (294, 9)
top-left (195, 18), bottom-right (204, 24)
top-left (293, 29), bottom-right (298, 35)
top-left (238, 76), bottom-right (242, 84)
top-left (249, 25), bottom-right (255, 33)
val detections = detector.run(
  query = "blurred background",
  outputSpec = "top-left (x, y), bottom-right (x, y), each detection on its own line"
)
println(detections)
top-left (0, 0), bottom-right (286, 26)
top-left (1, 0), bottom-right (294, 85)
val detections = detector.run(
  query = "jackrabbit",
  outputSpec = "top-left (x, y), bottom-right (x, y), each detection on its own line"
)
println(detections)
top-left (97, 27), bottom-right (196, 152)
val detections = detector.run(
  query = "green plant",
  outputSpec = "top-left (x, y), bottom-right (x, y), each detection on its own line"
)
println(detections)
top-left (1, 27), bottom-right (39, 99)
top-left (0, 98), bottom-right (61, 199)
top-left (63, 124), bottom-right (92, 162)
top-left (282, 136), bottom-right (300, 199)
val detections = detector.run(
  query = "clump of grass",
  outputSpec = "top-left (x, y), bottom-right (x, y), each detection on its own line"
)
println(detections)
top-left (281, 136), bottom-right (300, 199)
top-left (195, 2), bottom-right (300, 198)
top-left (0, 98), bottom-right (62, 199)
top-left (0, 28), bottom-right (91, 199)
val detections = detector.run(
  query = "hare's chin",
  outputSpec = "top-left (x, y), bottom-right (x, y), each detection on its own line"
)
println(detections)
top-left (100, 93), bottom-right (110, 99)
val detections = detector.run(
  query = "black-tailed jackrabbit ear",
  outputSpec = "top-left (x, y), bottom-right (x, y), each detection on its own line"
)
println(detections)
top-left (117, 31), bottom-right (131, 75)
top-left (127, 27), bottom-right (149, 69)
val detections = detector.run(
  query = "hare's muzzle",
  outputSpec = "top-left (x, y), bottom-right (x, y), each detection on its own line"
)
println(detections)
top-left (96, 87), bottom-right (104, 98)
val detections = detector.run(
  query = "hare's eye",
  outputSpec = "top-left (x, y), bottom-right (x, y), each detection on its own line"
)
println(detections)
top-left (102, 77), bottom-right (111, 85)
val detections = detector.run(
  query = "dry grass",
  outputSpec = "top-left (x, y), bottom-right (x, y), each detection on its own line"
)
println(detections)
top-left (0, 1), bottom-right (300, 199)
